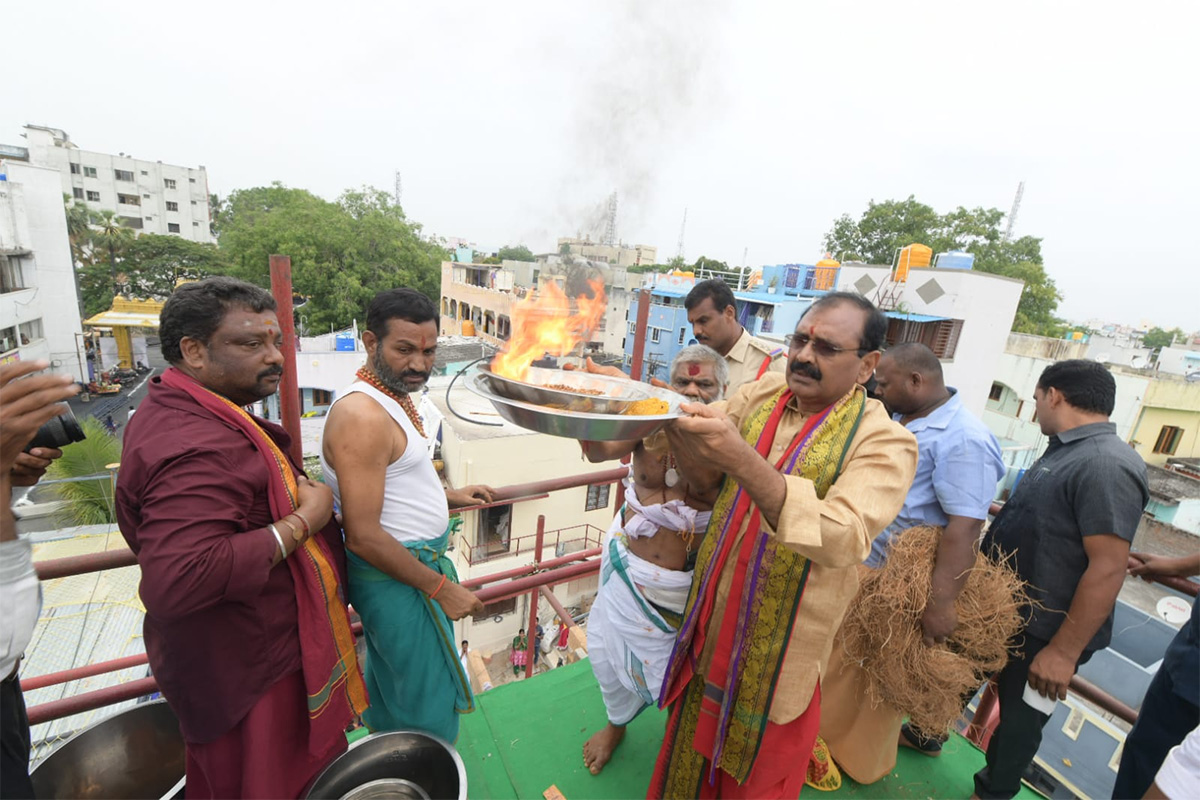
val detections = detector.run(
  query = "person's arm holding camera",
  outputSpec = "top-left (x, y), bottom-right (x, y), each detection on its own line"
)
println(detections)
top-left (2, 360), bottom-right (79, 538)
top-left (1, 361), bottom-right (79, 796)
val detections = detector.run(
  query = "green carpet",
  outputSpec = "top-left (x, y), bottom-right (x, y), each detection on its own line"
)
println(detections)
top-left (457, 660), bottom-right (1039, 799)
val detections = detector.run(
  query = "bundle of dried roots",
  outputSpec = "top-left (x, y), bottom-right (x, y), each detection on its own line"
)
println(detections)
top-left (839, 525), bottom-right (1028, 734)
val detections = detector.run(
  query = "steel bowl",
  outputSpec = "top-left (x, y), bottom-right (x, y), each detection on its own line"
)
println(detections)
top-left (341, 778), bottom-right (430, 800)
top-left (305, 731), bottom-right (465, 800)
top-left (467, 373), bottom-right (684, 441)
top-left (479, 364), bottom-right (649, 414)
top-left (30, 699), bottom-right (186, 800)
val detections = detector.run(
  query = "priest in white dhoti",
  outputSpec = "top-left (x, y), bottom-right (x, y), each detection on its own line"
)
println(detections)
top-left (575, 345), bottom-right (728, 775)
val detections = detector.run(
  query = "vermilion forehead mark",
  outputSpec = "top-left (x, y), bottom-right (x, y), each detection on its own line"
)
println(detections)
top-left (687, 363), bottom-right (700, 376)
top-left (808, 325), bottom-right (815, 337)
top-left (419, 335), bottom-right (430, 349)
top-left (264, 319), bottom-right (276, 327)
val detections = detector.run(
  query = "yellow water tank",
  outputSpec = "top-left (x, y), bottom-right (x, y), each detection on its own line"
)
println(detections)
top-left (462, 319), bottom-right (476, 336)
top-left (895, 243), bottom-right (932, 282)
top-left (812, 259), bottom-right (839, 291)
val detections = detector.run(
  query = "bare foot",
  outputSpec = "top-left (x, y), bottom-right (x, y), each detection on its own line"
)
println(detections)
top-left (582, 723), bottom-right (626, 775)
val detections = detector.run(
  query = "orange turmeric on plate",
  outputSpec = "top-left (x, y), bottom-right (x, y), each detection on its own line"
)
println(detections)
top-left (624, 398), bottom-right (669, 416)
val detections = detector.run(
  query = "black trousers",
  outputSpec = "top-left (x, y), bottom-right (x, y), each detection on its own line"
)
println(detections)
top-left (0, 674), bottom-right (33, 800)
top-left (1111, 665), bottom-right (1199, 799)
top-left (973, 636), bottom-right (1093, 800)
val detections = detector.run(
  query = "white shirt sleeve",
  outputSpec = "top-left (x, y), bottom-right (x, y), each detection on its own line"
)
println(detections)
top-left (1155, 723), bottom-right (1200, 800)
top-left (0, 537), bottom-right (43, 678)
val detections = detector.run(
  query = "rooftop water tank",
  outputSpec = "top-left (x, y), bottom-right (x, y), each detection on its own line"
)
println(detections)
top-left (935, 250), bottom-right (975, 271)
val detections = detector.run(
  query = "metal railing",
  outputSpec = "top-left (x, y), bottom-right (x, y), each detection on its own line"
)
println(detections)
top-left (24, 468), bottom-right (625, 726)
top-left (26, 478), bottom-right (1194, 736)
top-left (458, 523), bottom-right (605, 566)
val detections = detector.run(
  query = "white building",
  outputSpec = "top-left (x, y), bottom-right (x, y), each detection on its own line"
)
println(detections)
top-left (834, 262), bottom-right (1025, 417)
top-left (12, 125), bottom-right (213, 243)
top-left (0, 160), bottom-right (87, 382)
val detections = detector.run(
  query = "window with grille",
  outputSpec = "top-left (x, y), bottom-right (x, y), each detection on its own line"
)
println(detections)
top-left (586, 484), bottom-right (611, 511)
top-left (83, 166), bottom-right (97, 178)
top-left (72, 187), bottom-right (84, 199)
top-left (166, 201), bottom-right (178, 211)
top-left (312, 389), bottom-right (333, 406)
top-left (117, 193), bottom-right (140, 206)
top-left (989, 383), bottom-right (1003, 401)
top-left (1153, 426), bottom-right (1184, 455)
top-left (114, 169), bottom-right (135, 182)
top-left (167, 223), bottom-right (181, 233)
top-left (164, 178), bottom-right (177, 189)
top-left (69, 162), bottom-right (80, 174)
top-left (86, 190), bottom-right (101, 201)
top-left (884, 318), bottom-right (964, 359)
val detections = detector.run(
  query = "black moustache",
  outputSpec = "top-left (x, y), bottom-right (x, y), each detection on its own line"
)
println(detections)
top-left (791, 363), bottom-right (821, 380)
top-left (401, 371), bottom-right (430, 381)
top-left (258, 368), bottom-right (284, 379)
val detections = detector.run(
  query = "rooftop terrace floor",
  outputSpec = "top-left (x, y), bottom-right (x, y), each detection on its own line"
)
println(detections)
top-left (458, 660), bottom-right (1040, 799)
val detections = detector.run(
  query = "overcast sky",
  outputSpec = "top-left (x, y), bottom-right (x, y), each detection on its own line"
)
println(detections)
top-left (7, 1), bottom-right (1197, 330)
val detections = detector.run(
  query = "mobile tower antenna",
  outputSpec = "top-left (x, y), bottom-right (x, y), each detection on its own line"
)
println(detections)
top-left (1003, 181), bottom-right (1024, 242)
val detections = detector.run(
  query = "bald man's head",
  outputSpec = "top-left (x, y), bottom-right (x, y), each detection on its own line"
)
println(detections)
top-left (874, 343), bottom-right (948, 417)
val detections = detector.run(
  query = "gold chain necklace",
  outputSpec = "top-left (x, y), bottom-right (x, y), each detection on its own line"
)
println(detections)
top-left (355, 367), bottom-right (427, 439)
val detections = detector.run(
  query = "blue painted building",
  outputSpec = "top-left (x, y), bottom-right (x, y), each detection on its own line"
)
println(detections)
top-left (621, 274), bottom-right (822, 380)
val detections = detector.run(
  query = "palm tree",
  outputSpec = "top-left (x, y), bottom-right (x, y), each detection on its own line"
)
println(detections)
top-left (45, 417), bottom-right (123, 526)
top-left (63, 196), bottom-right (97, 316)
top-left (92, 209), bottom-right (135, 299)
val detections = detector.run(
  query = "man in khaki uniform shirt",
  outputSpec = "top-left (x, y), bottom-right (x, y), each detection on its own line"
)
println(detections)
top-left (685, 279), bottom-right (786, 390)
top-left (652, 292), bottom-right (918, 799)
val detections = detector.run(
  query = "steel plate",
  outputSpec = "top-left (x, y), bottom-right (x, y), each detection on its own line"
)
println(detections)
top-left (479, 364), bottom-right (649, 414)
top-left (467, 372), bottom-right (684, 441)
top-left (306, 731), bottom-right (465, 800)
top-left (30, 699), bottom-right (185, 800)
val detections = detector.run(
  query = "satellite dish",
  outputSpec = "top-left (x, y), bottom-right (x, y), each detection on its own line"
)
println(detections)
top-left (1131, 356), bottom-right (1147, 369)
top-left (1156, 596), bottom-right (1192, 625)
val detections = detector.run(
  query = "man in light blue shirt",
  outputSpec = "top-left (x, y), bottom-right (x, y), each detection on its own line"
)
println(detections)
top-left (870, 343), bottom-right (1005, 646)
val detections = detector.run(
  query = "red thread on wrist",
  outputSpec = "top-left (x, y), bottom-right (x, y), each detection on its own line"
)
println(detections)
top-left (429, 574), bottom-right (448, 600)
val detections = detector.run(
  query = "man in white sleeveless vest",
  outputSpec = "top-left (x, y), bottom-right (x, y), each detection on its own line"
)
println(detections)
top-left (322, 288), bottom-right (494, 743)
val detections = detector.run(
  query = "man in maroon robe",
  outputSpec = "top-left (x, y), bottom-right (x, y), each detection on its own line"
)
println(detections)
top-left (116, 278), bottom-right (367, 799)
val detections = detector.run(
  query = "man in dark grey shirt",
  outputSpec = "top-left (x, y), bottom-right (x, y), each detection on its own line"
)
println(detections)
top-left (975, 360), bottom-right (1149, 800)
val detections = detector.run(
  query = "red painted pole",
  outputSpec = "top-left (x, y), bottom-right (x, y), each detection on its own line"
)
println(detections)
top-left (539, 585), bottom-right (576, 627)
top-left (27, 677), bottom-right (160, 726)
top-left (628, 287), bottom-right (651, 381)
top-left (490, 468), bottom-right (626, 503)
top-left (22, 653), bottom-right (149, 692)
top-left (525, 514), bottom-right (547, 678)
top-left (617, 288), bottom-right (650, 513)
top-left (460, 547), bottom-right (600, 590)
top-left (35, 548), bottom-right (137, 580)
top-left (269, 255), bottom-right (303, 465)
top-left (965, 679), bottom-right (1000, 749)
top-left (475, 559), bottom-right (599, 605)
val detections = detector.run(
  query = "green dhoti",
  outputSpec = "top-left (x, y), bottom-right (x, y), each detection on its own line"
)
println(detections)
top-left (346, 530), bottom-right (473, 743)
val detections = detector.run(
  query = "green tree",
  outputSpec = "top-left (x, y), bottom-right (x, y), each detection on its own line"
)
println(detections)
top-left (120, 234), bottom-right (231, 300)
top-left (497, 244), bottom-right (536, 262)
top-left (823, 197), bottom-right (1065, 335)
top-left (46, 417), bottom-right (122, 526)
top-left (692, 255), bottom-right (729, 273)
top-left (1143, 327), bottom-right (1185, 349)
top-left (217, 184), bottom-right (448, 331)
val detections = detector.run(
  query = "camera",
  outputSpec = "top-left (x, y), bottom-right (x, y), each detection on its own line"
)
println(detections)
top-left (24, 403), bottom-right (88, 452)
